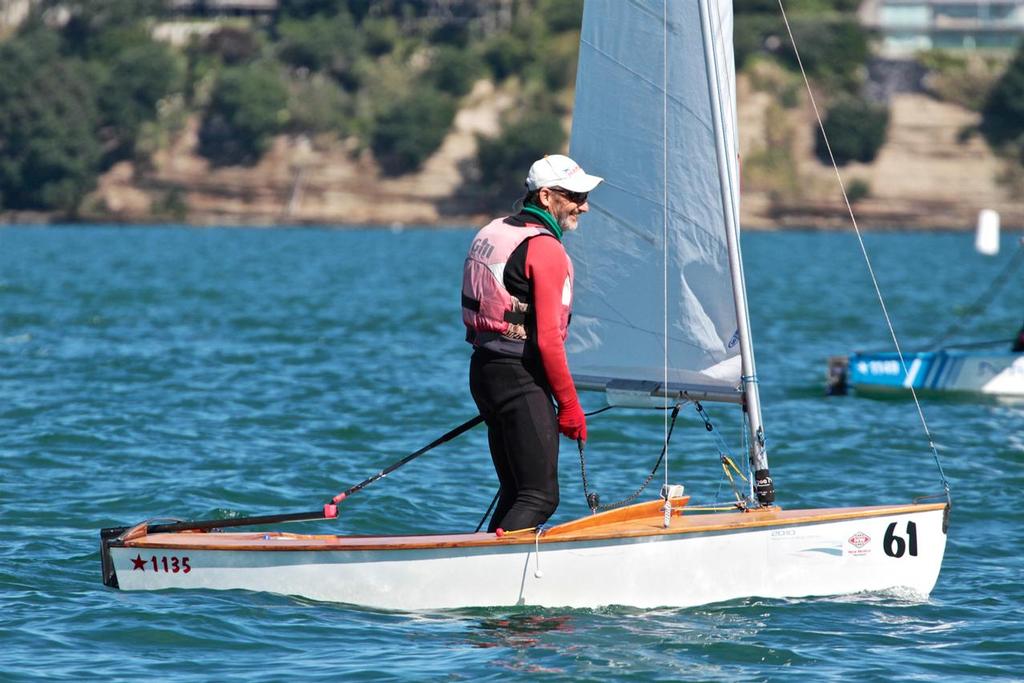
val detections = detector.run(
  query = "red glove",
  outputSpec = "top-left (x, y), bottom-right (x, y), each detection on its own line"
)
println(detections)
top-left (557, 400), bottom-right (587, 441)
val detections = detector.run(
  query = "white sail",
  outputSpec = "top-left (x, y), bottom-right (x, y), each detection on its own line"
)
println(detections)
top-left (567, 0), bottom-right (743, 404)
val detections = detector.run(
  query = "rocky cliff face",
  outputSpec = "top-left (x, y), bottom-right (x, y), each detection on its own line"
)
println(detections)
top-left (88, 76), bottom-right (1024, 230)
top-left (90, 80), bottom-right (515, 228)
top-left (740, 84), bottom-right (1024, 230)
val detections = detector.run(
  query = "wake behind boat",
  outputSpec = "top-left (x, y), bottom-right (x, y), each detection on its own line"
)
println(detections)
top-left (98, 0), bottom-right (950, 610)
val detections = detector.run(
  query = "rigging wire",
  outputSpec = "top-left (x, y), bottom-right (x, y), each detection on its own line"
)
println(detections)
top-left (662, 0), bottom-right (671, 497)
top-left (693, 400), bottom-right (748, 506)
top-left (925, 239), bottom-right (1024, 349)
top-left (935, 337), bottom-right (1016, 350)
top-left (776, 0), bottom-right (950, 499)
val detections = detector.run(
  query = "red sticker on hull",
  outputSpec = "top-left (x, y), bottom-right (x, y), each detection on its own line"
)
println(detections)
top-left (848, 532), bottom-right (870, 548)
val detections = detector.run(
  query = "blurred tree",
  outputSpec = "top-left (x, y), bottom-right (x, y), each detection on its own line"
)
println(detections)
top-left (430, 20), bottom-right (471, 49)
top-left (277, 13), bottom-right (363, 89)
top-left (276, 0), bottom-right (341, 20)
top-left (538, 0), bottom-right (583, 33)
top-left (0, 33), bottom-right (101, 212)
top-left (540, 31), bottom-right (579, 90)
top-left (478, 6), bottom-right (579, 93)
top-left (286, 74), bottom-right (353, 137)
top-left (54, 0), bottom-right (162, 24)
top-left (845, 178), bottom-right (871, 203)
top-left (476, 111), bottom-right (566, 200)
top-left (198, 64), bottom-right (289, 166)
top-left (735, 3), bottom-right (867, 92)
top-left (980, 44), bottom-right (1024, 149)
top-left (427, 45), bottom-right (483, 97)
top-left (734, 14), bottom-right (784, 69)
top-left (371, 87), bottom-right (456, 175)
top-left (919, 51), bottom-right (1005, 112)
top-left (736, 0), bottom-right (862, 14)
top-left (98, 41), bottom-right (183, 163)
top-left (344, 0), bottom-right (427, 24)
top-left (777, 17), bottom-right (868, 92)
top-left (349, 54), bottom-right (415, 147)
top-left (362, 16), bottom-right (401, 56)
top-left (815, 95), bottom-right (889, 165)
top-left (481, 33), bottom-right (532, 81)
top-left (204, 26), bottom-right (263, 66)
top-left (57, 0), bottom-right (163, 59)
top-left (67, 25), bottom-right (154, 61)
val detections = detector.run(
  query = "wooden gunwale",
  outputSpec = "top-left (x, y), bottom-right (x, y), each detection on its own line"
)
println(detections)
top-left (118, 502), bottom-right (946, 553)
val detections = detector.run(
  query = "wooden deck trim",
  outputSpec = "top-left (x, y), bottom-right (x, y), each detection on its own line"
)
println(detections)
top-left (119, 502), bottom-right (947, 553)
top-left (542, 496), bottom-right (689, 536)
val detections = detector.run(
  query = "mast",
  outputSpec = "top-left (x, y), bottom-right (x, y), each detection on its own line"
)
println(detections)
top-left (697, 0), bottom-right (775, 505)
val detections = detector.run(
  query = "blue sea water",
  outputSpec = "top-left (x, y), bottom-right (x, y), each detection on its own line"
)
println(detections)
top-left (1, 225), bottom-right (1022, 681)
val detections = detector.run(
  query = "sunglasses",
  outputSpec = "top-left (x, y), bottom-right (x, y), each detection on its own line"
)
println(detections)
top-left (549, 187), bottom-right (589, 205)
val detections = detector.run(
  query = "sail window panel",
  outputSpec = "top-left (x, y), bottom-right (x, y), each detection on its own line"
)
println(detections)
top-left (568, 0), bottom-right (742, 399)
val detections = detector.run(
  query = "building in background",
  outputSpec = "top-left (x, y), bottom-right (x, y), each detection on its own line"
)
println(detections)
top-left (861, 0), bottom-right (1024, 55)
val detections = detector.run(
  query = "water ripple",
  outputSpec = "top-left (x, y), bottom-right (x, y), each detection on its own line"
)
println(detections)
top-left (1, 226), bottom-right (1022, 680)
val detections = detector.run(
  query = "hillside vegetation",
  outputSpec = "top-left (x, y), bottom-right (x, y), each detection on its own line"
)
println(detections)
top-left (1, 0), bottom-right (1023, 225)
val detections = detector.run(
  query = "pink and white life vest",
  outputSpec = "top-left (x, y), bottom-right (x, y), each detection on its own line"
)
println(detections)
top-left (462, 217), bottom-right (573, 355)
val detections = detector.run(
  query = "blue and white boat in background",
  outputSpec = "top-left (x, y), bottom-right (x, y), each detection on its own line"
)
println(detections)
top-left (830, 349), bottom-right (1024, 398)
top-left (829, 237), bottom-right (1024, 399)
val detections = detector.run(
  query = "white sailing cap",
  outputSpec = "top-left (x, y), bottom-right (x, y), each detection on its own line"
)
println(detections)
top-left (525, 154), bottom-right (603, 193)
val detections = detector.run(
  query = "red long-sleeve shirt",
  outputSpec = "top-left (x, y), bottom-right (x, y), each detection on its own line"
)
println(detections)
top-left (524, 234), bottom-right (577, 409)
top-left (497, 213), bottom-right (579, 409)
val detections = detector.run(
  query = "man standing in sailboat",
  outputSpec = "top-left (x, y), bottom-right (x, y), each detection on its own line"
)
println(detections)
top-left (462, 154), bottom-right (603, 532)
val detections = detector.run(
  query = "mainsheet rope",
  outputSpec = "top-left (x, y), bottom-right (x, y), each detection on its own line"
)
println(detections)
top-left (577, 403), bottom-right (684, 513)
top-left (777, 0), bottom-right (950, 498)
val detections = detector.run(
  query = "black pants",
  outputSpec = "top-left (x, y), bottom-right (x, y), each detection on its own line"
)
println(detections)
top-left (469, 349), bottom-right (560, 532)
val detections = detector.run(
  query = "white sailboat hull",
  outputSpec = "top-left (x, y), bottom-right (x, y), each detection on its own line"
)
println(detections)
top-left (106, 503), bottom-right (947, 610)
top-left (95, 0), bottom-right (953, 615)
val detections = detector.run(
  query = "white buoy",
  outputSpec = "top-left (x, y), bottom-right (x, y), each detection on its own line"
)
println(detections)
top-left (975, 209), bottom-right (1000, 255)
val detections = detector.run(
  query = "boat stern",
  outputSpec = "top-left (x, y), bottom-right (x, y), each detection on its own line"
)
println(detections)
top-left (99, 524), bottom-right (130, 589)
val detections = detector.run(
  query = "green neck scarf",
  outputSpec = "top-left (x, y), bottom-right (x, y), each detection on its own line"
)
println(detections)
top-left (522, 203), bottom-right (563, 241)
